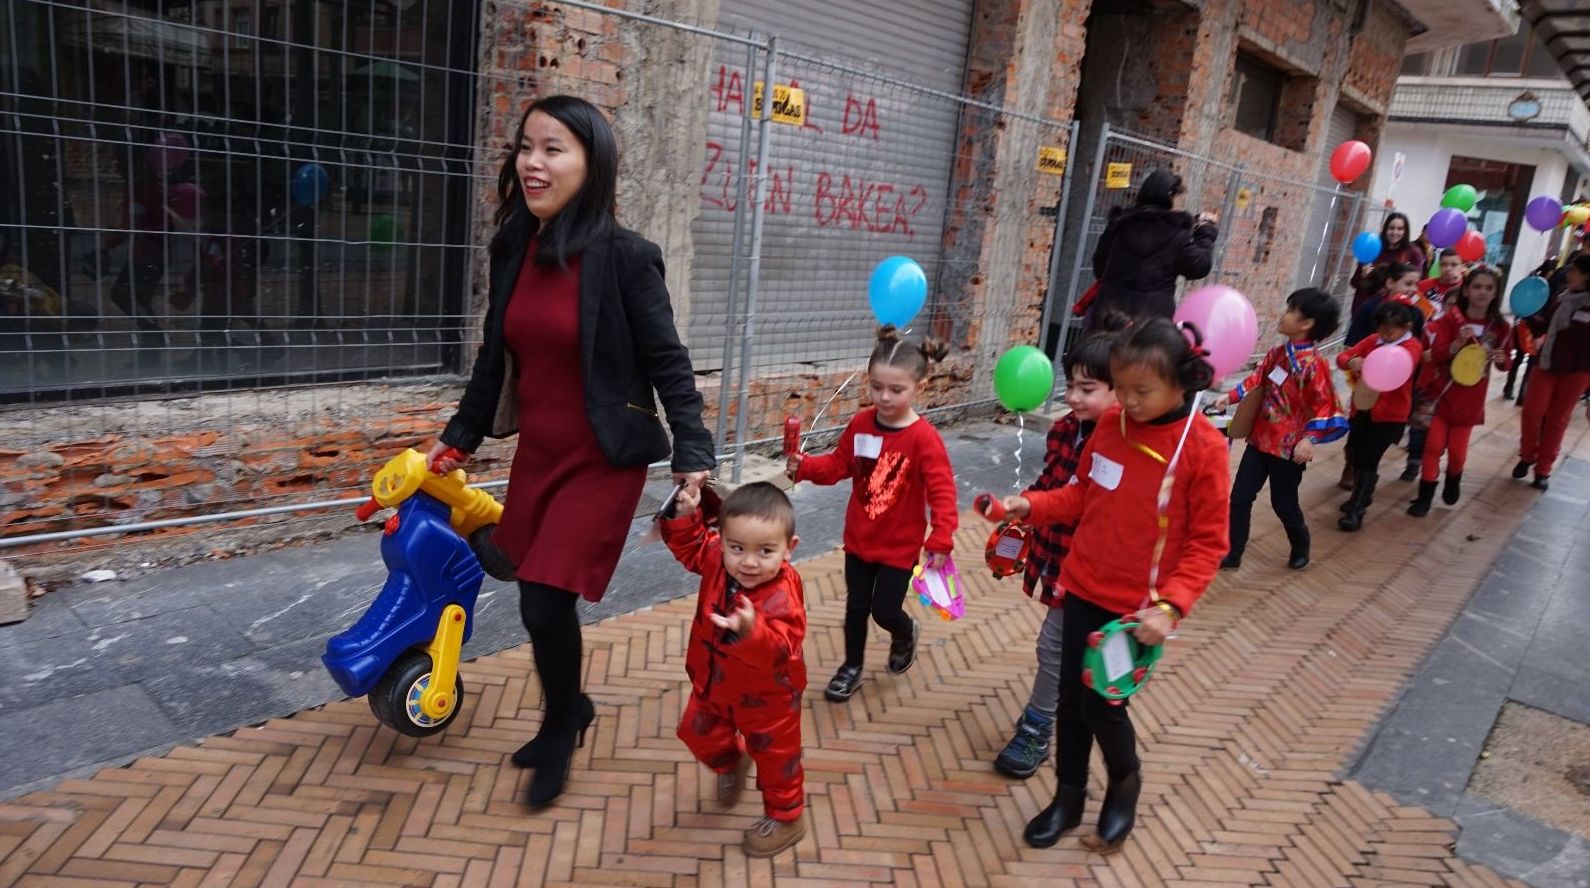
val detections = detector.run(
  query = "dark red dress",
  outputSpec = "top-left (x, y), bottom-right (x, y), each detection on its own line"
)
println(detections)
top-left (492, 248), bottom-right (647, 601)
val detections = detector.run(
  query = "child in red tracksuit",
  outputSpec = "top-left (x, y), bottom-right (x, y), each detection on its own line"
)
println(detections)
top-left (1408, 267), bottom-right (1511, 516)
top-left (1335, 301), bottom-right (1424, 532)
top-left (1211, 288), bottom-right (1347, 570)
top-left (788, 326), bottom-right (958, 703)
top-left (995, 318), bottom-right (1230, 854)
top-left (662, 482), bottom-right (809, 858)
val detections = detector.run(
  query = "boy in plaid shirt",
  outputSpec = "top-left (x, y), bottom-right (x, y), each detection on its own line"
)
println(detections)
top-left (994, 322), bottom-right (1123, 778)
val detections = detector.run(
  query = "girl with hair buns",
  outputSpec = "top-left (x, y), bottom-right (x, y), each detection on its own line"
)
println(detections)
top-left (787, 325), bottom-right (958, 703)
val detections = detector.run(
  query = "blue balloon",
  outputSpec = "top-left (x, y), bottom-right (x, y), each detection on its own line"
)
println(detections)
top-left (1351, 232), bottom-right (1382, 264)
top-left (1510, 276), bottom-right (1549, 319)
top-left (868, 256), bottom-right (928, 327)
top-left (292, 163), bottom-right (331, 207)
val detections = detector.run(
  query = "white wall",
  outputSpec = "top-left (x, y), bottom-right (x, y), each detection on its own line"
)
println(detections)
top-left (1370, 124), bottom-right (1573, 282)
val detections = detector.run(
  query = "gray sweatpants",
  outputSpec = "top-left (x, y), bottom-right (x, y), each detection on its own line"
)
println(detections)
top-left (1026, 606), bottom-right (1066, 717)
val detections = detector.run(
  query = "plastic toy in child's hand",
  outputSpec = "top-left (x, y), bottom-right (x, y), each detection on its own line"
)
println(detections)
top-left (1081, 618), bottom-right (1164, 702)
top-left (974, 492), bottom-right (1032, 579)
top-left (783, 416), bottom-right (802, 456)
top-left (912, 554), bottom-right (965, 621)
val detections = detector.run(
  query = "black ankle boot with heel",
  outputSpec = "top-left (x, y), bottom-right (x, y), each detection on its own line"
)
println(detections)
top-left (518, 695), bottom-right (596, 808)
top-left (513, 694), bottom-right (595, 768)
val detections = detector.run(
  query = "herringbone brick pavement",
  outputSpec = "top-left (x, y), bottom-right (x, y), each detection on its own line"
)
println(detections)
top-left (2, 408), bottom-right (1583, 887)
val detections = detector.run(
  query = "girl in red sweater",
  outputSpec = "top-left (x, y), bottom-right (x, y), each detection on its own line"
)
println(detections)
top-left (994, 319), bottom-right (1231, 853)
top-left (788, 326), bottom-right (959, 703)
top-left (1334, 301), bottom-right (1424, 532)
top-left (1408, 267), bottom-right (1512, 515)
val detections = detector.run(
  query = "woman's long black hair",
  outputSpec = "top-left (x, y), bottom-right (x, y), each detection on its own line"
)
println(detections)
top-left (1136, 169), bottom-right (1185, 210)
top-left (1380, 212), bottom-right (1412, 252)
top-left (492, 95), bottom-right (618, 265)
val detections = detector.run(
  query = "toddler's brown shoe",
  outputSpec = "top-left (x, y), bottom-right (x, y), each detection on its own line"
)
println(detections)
top-left (744, 813), bottom-right (806, 857)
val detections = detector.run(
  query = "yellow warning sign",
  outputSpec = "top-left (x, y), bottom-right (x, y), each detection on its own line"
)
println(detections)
top-left (1235, 187), bottom-right (1253, 211)
top-left (1036, 146), bottom-right (1067, 176)
top-left (752, 82), bottom-right (807, 126)
top-left (1105, 163), bottom-right (1132, 189)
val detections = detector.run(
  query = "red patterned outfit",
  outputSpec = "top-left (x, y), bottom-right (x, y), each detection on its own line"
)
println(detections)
top-left (795, 408), bottom-right (957, 672)
top-left (1417, 311), bottom-right (1512, 484)
top-left (662, 511), bottom-right (808, 822)
top-left (1221, 340), bottom-right (1347, 564)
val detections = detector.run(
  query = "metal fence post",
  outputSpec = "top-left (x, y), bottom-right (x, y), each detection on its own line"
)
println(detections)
top-left (1045, 123), bottom-right (1110, 412)
top-left (1036, 119), bottom-right (1081, 361)
top-left (1211, 165), bottom-right (1244, 280)
top-left (730, 35), bottom-right (778, 483)
top-left (714, 39), bottom-right (759, 454)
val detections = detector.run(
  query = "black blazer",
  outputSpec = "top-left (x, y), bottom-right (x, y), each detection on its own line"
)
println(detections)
top-left (439, 226), bottom-right (717, 473)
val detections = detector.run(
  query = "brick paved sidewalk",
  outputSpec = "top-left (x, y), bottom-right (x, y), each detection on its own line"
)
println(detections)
top-left (2, 409), bottom-right (1582, 887)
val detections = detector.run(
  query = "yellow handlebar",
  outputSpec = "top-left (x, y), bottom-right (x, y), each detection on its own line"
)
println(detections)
top-left (368, 449), bottom-right (503, 537)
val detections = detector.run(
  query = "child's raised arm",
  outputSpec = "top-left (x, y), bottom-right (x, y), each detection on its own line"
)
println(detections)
top-left (792, 423), bottom-right (857, 485)
top-left (660, 509), bottom-right (721, 577)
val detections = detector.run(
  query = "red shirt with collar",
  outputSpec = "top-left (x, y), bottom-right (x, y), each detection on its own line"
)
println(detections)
top-left (794, 408), bottom-right (959, 570)
top-left (1022, 405), bottom-right (1229, 620)
top-left (661, 512), bottom-right (807, 703)
top-left (1228, 340), bottom-right (1347, 460)
top-left (1337, 334), bottom-right (1424, 423)
top-left (1417, 310), bottom-right (1513, 427)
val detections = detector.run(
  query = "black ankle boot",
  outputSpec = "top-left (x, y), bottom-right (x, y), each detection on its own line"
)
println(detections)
top-left (1407, 480), bottom-right (1437, 517)
top-left (525, 725), bottom-right (585, 807)
top-left (1023, 784), bottom-right (1087, 848)
top-left (1338, 471), bottom-right (1377, 532)
top-left (1081, 769), bottom-right (1141, 853)
top-left (1442, 474), bottom-right (1462, 505)
top-left (513, 694), bottom-right (595, 768)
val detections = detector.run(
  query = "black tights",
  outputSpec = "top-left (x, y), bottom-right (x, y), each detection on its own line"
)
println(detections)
top-left (518, 581), bottom-right (584, 726)
top-left (1055, 594), bottom-right (1140, 785)
top-left (842, 554), bottom-right (915, 668)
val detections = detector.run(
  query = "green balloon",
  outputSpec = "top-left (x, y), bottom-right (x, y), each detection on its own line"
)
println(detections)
top-left (369, 213), bottom-right (399, 251)
top-left (993, 345), bottom-right (1054, 413)
top-left (1441, 184), bottom-right (1477, 213)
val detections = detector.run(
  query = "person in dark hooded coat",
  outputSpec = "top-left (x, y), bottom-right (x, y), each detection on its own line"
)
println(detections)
top-left (1090, 169), bottom-right (1218, 323)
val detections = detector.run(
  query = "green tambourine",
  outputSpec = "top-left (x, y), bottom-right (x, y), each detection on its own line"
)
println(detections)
top-left (1081, 619), bottom-right (1164, 701)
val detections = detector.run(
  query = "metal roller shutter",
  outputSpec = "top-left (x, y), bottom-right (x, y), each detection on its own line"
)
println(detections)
top-left (1296, 103), bottom-right (1363, 292)
top-left (689, 0), bottom-right (976, 369)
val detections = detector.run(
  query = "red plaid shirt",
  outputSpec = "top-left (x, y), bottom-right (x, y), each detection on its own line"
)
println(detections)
top-left (1022, 413), bottom-right (1092, 606)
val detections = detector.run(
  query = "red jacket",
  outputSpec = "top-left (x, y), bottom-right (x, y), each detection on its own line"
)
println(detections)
top-left (1417, 310), bottom-right (1512, 427)
top-left (1228, 340), bottom-right (1347, 460)
top-left (662, 512), bottom-right (807, 703)
top-left (1023, 405), bottom-right (1229, 619)
top-left (1337, 335), bottom-right (1424, 423)
top-left (795, 408), bottom-right (958, 570)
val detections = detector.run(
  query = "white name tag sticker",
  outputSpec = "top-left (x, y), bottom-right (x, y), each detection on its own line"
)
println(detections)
top-left (1267, 366), bottom-right (1289, 386)
top-left (854, 434), bottom-right (884, 459)
top-left (1101, 630), bottom-right (1134, 682)
top-left (1572, 310), bottom-right (1590, 324)
top-left (1089, 454), bottom-right (1124, 490)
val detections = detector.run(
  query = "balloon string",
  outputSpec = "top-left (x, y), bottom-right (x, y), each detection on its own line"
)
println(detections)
top-left (1014, 413), bottom-right (1025, 491)
top-left (802, 371), bottom-right (859, 453)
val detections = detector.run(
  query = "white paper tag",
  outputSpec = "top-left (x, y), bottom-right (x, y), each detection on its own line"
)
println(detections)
top-left (1101, 630), bottom-right (1134, 682)
top-left (1572, 310), bottom-right (1590, 324)
top-left (854, 434), bottom-right (884, 459)
top-left (1089, 454), bottom-right (1124, 490)
top-left (993, 535), bottom-right (1025, 559)
top-left (1267, 366), bottom-right (1289, 386)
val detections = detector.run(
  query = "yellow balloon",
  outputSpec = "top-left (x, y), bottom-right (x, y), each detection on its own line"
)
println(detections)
top-left (1566, 205), bottom-right (1590, 226)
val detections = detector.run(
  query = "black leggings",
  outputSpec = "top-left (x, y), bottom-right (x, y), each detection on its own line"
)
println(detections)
top-left (1055, 594), bottom-right (1140, 785)
top-left (1346, 413), bottom-right (1405, 472)
top-left (842, 554), bottom-right (915, 668)
top-left (518, 581), bottom-right (584, 726)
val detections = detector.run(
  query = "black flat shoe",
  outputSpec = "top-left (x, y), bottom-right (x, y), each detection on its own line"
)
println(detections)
top-left (1218, 553), bottom-right (1242, 571)
top-left (1023, 784), bottom-right (1087, 848)
top-left (1287, 552), bottom-right (1310, 570)
top-left (1081, 769), bottom-right (1141, 854)
top-left (825, 664), bottom-right (863, 702)
top-left (1512, 460), bottom-right (1533, 480)
top-left (513, 695), bottom-right (595, 769)
top-left (887, 618), bottom-right (919, 675)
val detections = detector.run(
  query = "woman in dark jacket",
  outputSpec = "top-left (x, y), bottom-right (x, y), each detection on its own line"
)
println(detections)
top-left (427, 96), bottom-right (715, 806)
top-left (1349, 212), bottom-right (1426, 314)
top-left (1090, 169), bottom-right (1218, 322)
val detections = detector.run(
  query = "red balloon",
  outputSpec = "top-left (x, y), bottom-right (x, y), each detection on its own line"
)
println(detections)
top-left (1456, 230), bottom-right (1486, 263)
top-left (1330, 140), bottom-right (1373, 184)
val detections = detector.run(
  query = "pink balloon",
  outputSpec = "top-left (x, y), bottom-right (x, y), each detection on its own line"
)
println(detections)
top-left (1173, 285), bottom-right (1258, 378)
top-left (147, 132), bottom-right (190, 171)
top-left (1361, 344), bottom-right (1414, 393)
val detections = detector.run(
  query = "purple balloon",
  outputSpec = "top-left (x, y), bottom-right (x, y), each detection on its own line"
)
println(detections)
top-left (1525, 196), bottom-right (1563, 232)
top-left (1426, 208), bottom-right (1467, 249)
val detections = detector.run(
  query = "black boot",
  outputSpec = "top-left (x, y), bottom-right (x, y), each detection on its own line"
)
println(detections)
top-left (1442, 474), bottom-right (1462, 506)
top-left (1285, 528), bottom-right (1310, 570)
top-left (1023, 783), bottom-right (1087, 848)
top-left (524, 696), bottom-right (594, 807)
top-left (1081, 769), bottom-right (1142, 853)
top-left (1338, 471), bottom-right (1376, 532)
top-left (1407, 480), bottom-right (1437, 517)
top-left (1399, 458), bottom-right (1421, 482)
top-left (513, 694), bottom-right (595, 768)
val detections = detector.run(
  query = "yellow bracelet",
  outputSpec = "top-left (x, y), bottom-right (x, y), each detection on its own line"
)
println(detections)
top-left (1155, 601), bottom-right (1181, 622)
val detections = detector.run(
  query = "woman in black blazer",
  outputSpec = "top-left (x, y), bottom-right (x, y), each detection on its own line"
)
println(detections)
top-left (428, 96), bottom-right (715, 806)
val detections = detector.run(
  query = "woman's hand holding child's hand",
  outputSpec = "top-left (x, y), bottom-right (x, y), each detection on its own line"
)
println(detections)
top-left (709, 596), bottom-right (757, 636)
top-left (1132, 606), bottom-right (1176, 646)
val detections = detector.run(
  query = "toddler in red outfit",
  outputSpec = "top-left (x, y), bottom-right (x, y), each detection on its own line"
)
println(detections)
top-left (788, 326), bottom-right (959, 703)
top-left (1335, 301), bottom-right (1424, 531)
top-left (995, 318), bottom-right (1231, 854)
top-left (661, 482), bottom-right (808, 859)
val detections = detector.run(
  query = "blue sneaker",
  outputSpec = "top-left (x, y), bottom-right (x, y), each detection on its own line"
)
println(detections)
top-left (994, 706), bottom-right (1054, 778)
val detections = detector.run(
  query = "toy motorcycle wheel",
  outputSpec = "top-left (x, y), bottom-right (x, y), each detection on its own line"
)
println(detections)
top-left (468, 525), bottom-right (518, 582)
top-left (369, 650), bottom-right (464, 737)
